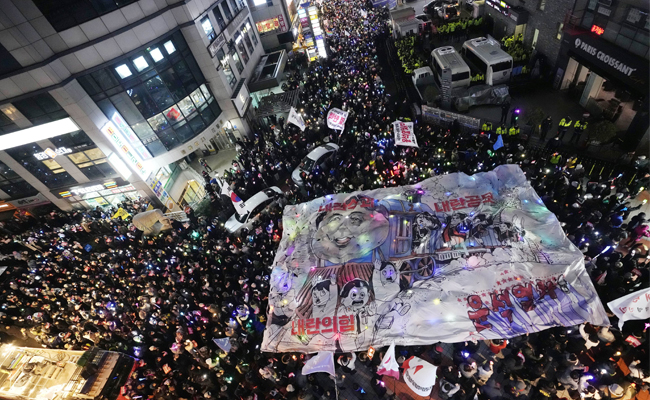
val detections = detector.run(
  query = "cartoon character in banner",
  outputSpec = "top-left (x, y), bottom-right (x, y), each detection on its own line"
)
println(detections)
top-left (555, 275), bottom-right (591, 324)
top-left (265, 269), bottom-right (299, 349)
top-left (412, 212), bottom-right (442, 253)
top-left (312, 274), bottom-right (338, 319)
top-left (442, 213), bottom-right (469, 247)
top-left (337, 278), bottom-right (376, 351)
top-left (469, 213), bottom-right (493, 245)
top-left (311, 195), bottom-right (390, 264)
top-left (371, 257), bottom-right (412, 342)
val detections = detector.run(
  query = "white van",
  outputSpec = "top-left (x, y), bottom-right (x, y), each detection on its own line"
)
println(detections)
top-left (461, 37), bottom-right (513, 85)
top-left (431, 46), bottom-right (471, 89)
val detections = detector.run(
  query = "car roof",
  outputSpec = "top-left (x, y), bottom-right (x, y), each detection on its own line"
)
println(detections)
top-left (241, 187), bottom-right (281, 212)
top-left (306, 143), bottom-right (339, 160)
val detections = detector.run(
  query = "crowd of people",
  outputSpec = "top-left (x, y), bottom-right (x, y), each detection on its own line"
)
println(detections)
top-left (0, 0), bottom-right (648, 399)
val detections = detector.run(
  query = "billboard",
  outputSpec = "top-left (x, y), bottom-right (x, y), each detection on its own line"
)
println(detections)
top-left (261, 165), bottom-right (608, 353)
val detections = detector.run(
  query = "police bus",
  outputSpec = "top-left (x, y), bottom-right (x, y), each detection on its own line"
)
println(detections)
top-left (461, 37), bottom-right (513, 85)
top-left (431, 46), bottom-right (472, 89)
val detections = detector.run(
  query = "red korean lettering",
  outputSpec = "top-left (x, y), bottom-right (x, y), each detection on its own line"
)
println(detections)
top-left (467, 295), bottom-right (492, 332)
top-left (306, 318), bottom-right (321, 335)
top-left (536, 279), bottom-right (558, 300)
top-left (490, 289), bottom-right (514, 323)
top-left (320, 316), bottom-right (337, 333)
top-left (339, 315), bottom-right (355, 333)
top-left (465, 195), bottom-right (481, 207)
top-left (360, 197), bottom-right (374, 208)
top-left (291, 319), bottom-right (307, 335)
top-left (450, 198), bottom-right (466, 210)
top-left (318, 203), bottom-right (333, 212)
top-left (434, 201), bottom-right (451, 212)
top-left (332, 202), bottom-right (344, 211)
top-left (512, 283), bottom-right (535, 312)
top-left (481, 193), bottom-right (495, 204)
top-left (344, 197), bottom-right (358, 210)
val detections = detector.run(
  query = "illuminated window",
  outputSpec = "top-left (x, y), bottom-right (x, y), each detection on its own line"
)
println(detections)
top-left (133, 56), bottom-right (149, 72)
top-left (115, 64), bottom-right (132, 79)
top-left (164, 40), bottom-right (176, 55)
top-left (149, 47), bottom-right (164, 62)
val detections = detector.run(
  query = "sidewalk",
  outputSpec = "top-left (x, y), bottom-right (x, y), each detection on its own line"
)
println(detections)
top-left (189, 149), bottom-right (239, 178)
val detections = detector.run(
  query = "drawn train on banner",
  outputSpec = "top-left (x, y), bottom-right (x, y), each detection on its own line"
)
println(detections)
top-left (261, 165), bottom-right (608, 353)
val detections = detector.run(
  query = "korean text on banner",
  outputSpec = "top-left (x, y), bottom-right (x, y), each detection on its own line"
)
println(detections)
top-left (607, 288), bottom-right (650, 330)
top-left (393, 121), bottom-right (418, 147)
top-left (288, 107), bottom-right (306, 131)
top-left (326, 108), bottom-right (349, 130)
top-left (261, 165), bottom-right (608, 353)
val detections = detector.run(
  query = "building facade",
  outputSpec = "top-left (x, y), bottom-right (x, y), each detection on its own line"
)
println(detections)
top-left (0, 0), bottom-right (263, 211)
top-left (245, 0), bottom-right (297, 51)
top-left (482, 0), bottom-right (574, 68)
top-left (555, 0), bottom-right (649, 151)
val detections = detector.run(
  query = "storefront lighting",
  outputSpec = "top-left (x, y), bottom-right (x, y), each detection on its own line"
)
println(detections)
top-left (133, 56), bottom-right (149, 72)
top-left (108, 152), bottom-right (133, 180)
top-left (164, 40), bottom-right (176, 54)
top-left (0, 118), bottom-right (79, 151)
top-left (115, 64), bottom-right (132, 79)
top-left (149, 47), bottom-right (164, 62)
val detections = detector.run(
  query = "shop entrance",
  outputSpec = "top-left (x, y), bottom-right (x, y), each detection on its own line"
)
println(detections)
top-left (561, 57), bottom-right (639, 132)
top-left (179, 179), bottom-right (206, 208)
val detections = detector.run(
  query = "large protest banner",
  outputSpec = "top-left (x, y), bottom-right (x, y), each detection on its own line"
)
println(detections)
top-left (261, 165), bottom-right (608, 353)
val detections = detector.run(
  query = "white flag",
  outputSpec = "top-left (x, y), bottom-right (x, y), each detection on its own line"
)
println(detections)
top-left (213, 337), bottom-right (232, 352)
top-left (326, 108), bottom-right (348, 130)
top-left (360, 9), bottom-right (368, 18)
top-left (376, 342), bottom-right (400, 379)
top-left (301, 351), bottom-right (335, 376)
top-left (287, 107), bottom-right (306, 131)
top-left (393, 121), bottom-right (418, 147)
top-left (607, 288), bottom-right (650, 330)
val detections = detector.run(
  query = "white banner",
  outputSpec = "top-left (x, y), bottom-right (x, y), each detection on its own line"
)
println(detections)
top-left (287, 107), bottom-right (306, 132)
top-left (261, 165), bottom-right (608, 353)
top-left (326, 108), bottom-right (348, 130)
top-left (607, 288), bottom-right (650, 330)
top-left (302, 351), bottom-right (335, 375)
top-left (393, 121), bottom-right (418, 147)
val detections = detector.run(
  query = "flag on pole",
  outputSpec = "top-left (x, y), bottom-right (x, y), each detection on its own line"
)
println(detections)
top-left (376, 342), bottom-right (400, 379)
top-left (213, 338), bottom-right (232, 352)
top-left (302, 352), bottom-right (335, 376)
top-left (219, 178), bottom-right (246, 215)
top-left (287, 107), bottom-right (306, 131)
top-left (493, 135), bottom-right (504, 150)
top-left (326, 108), bottom-right (349, 130)
top-left (403, 356), bottom-right (438, 397)
top-left (607, 288), bottom-right (650, 330)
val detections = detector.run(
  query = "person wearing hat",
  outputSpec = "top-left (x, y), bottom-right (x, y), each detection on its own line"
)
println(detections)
top-left (540, 115), bottom-right (553, 141)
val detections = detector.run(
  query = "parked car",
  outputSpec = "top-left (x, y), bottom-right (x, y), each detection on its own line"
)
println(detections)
top-left (415, 14), bottom-right (432, 31)
top-left (291, 143), bottom-right (340, 186)
top-left (423, 0), bottom-right (459, 15)
top-left (435, 4), bottom-right (460, 20)
top-left (224, 187), bottom-right (283, 232)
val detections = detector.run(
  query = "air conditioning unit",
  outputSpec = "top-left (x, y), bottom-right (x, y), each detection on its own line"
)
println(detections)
top-left (179, 160), bottom-right (189, 170)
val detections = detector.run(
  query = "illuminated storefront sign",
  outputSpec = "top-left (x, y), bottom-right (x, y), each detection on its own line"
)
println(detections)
top-left (59, 181), bottom-right (121, 197)
top-left (591, 24), bottom-right (605, 35)
top-left (101, 118), bottom-right (150, 180)
top-left (256, 16), bottom-right (287, 33)
top-left (34, 147), bottom-right (72, 160)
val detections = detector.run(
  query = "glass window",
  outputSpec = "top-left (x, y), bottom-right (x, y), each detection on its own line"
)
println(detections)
top-left (221, 1), bottom-right (233, 20)
top-left (178, 96), bottom-right (197, 117)
top-left (159, 68), bottom-right (187, 101)
top-left (230, 49), bottom-right (244, 73)
top-left (33, 0), bottom-right (136, 32)
top-left (6, 144), bottom-right (77, 189)
top-left (115, 64), bottom-right (133, 79)
top-left (149, 47), bottom-right (164, 62)
top-left (200, 84), bottom-right (211, 100)
top-left (157, 129), bottom-right (180, 150)
top-left (615, 34), bottom-right (632, 49)
top-left (620, 25), bottom-right (636, 38)
top-left (190, 88), bottom-right (206, 107)
top-left (2, 181), bottom-right (38, 198)
top-left (147, 113), bottom-right (170, 133)
top-left (603, 22), bottom-right (620, 41)
top-left (85, 148), bottom-right (106, 160)
top-left (629, 41), bottom-right (648, 57)
top-left (581, 12), bottom-right (594, 29)
top-left (164, 105), bottom-right (184, 123)
top-left (188, 113), bottom-right (206, 135)
top-left (78, 75), bottom-right (102, 96)
top-left (213, 8), bottom-right (226, 30)
top-left (200, 103), bottom-right (216, 125)
top-left (242, 28), bottom-right (255, 54)
top-left (110, 92), bottom-right (145, 126)
top-left (13, 93), bottom-right (63, 121)
top-left (68, 152), bottom-right (90, 164)
top-left (131, 121), bottom-right (158, 142)
top-left (246, 20), bottom-right (258, 45)
top-left (201, 17), bottom-right (216, 41)
top-left (164, 40), bottom-right (176, 55)
top-left (173, 60), bottom-right (196, 85)
top-left (127, 84), bottom-right (158, 118)
top-left (217, 49), bottom-right (237, 87)
top-left (145, 75), bottom-right (175, 110)
top-left (91, 68), bottom-right (120, 91)
top-left (172, 120), bottom-right (194, 142)
top-left (133, 56), bottom-right (149, 72)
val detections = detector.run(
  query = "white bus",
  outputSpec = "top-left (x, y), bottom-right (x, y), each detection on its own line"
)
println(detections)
top-left (461, 37), bottom-right (513, 85)
top-left (431, 46), bottom-right (472, 89)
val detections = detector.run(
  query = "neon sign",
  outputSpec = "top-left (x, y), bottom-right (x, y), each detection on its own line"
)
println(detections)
top-left (591, 24), bottom-right (605, 35)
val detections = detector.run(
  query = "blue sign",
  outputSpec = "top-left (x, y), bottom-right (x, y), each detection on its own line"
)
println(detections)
top-left (84, 244), bottom-right (92, 252)
top-left (388, 0), bottom-right (397, 8)
top-left (373, 0), bottom-right (388, 6)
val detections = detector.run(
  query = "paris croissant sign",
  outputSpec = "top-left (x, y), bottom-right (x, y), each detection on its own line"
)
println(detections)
top-left (574, 37), bottom-right (636, 76)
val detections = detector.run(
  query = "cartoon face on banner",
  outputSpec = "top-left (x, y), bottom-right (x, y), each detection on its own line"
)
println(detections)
top-left (310, 195), bottom-right (389, 264)
top-left (262, 165), bottom-right (609, 353)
